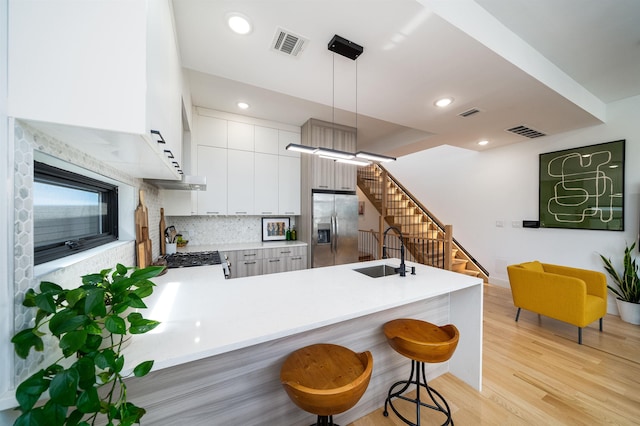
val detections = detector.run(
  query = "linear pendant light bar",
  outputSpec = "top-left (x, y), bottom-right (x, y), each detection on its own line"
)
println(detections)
top-left (355, 151), bottom-right (396, 163)
top-left (285, 143), bottom-right (396, 165)
top-left (314, 147), bottom-right (354, 160)
top-left (285, 143), bottom-right (318, 154)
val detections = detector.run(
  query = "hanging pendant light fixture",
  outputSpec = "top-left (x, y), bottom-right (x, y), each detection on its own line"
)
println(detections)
top-left (286, 34), bottom-right (395, 164)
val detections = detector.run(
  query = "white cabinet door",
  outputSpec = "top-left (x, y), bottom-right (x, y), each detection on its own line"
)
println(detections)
top-left (278, 130), bottom-right (301, 157)
top-left (197, 146), bottom-right (227, 215)
top-left (228, 121), bottom-right (254, 151)
top-left (160, 190), bottom-right (196, 216)
top-left (255, 126), bottom-right (279, 154)
top-left (147, 0), bottom-right (183, 167)
top-left (196, 115), bottom-right (227, 148)
top-left (227, 150), bottom-right (254, 215)
top-left (279, 156), bottom-right (301, 215)
top-left (8, 0), bottom-right (182, 180)
top-left (255, 153), bottom-right (279, 215)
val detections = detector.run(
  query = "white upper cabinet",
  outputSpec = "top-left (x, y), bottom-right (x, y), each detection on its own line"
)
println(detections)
top-left (193, 108), bottom-right (301, 216)
top-left (196, 115), bottom-right (228, 148)
top-left (8, 0), bottom-right (183, 179)
top-left (278, 130), bottom-right (301, 157)
top-left (197, 146), bottom-right (228, 215)
top-left (255, 126), bottom-right (279, 154)
top-left (228, 121), bottom-right (254, 151)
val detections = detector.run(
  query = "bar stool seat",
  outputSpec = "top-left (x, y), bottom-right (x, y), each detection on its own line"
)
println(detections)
top-left (383, 319), bottom-right (459, 425)
top-left (280, 343), bottom-right (373, 426)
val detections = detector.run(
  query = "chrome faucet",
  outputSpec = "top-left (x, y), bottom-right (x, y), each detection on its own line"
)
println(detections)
top-left (382, 226), bottom-right (406, 277)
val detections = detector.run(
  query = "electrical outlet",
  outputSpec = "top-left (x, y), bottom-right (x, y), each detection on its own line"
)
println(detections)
top-left (496, 220), bottom-right (504, 228)
top-left (512, 221), bottom-right (521, 228)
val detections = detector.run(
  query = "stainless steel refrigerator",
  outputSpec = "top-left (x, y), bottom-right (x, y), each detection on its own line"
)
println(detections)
top-left (312, 190), bottom-right (359, 267)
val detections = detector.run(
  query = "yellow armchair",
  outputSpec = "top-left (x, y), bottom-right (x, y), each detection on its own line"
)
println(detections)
top-left (506, 261), bottom-right (607, 344)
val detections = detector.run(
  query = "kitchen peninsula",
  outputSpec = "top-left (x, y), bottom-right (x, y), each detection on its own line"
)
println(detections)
top-left (122, 259), bottom-right (483, 425)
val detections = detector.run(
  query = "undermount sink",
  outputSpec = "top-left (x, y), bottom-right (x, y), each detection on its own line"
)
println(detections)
top-left (353, 264), bottom-right (399, 278)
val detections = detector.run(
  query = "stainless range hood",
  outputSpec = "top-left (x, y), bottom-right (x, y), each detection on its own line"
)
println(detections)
top-left (146, 175), bottom-right (207, 191)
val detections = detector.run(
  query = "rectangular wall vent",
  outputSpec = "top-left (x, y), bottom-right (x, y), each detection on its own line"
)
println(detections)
top-left (271, 27), bottom-right (308, 57)
top-left (458, 108), bottom-right (480, 117)
top-left (506, 125), bottom-right (546, 138)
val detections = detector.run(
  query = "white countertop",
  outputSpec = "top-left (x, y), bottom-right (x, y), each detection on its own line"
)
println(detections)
top-left (124, 259), bottom-right (482, 373)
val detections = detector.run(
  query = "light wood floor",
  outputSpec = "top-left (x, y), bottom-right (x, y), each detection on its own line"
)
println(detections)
top-left (349, 283), bottom-right (640, 425)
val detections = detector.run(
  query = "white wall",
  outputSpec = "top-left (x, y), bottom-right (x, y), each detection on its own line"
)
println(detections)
top-left (386, 95), bottom-right (640, 295)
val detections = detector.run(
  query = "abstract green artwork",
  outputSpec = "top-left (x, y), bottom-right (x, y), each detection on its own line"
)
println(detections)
top-left (539, 140), bottom-right (625, 231)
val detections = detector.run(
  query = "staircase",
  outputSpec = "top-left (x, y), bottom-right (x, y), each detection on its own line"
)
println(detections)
top-left (357, 164), bottom-right (489, 282)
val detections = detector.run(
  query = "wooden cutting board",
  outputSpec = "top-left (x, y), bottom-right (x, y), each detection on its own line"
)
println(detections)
top-left (135, 189), bottom-right (152, 268)
top-left (159, 207), bottom-right (166, 256)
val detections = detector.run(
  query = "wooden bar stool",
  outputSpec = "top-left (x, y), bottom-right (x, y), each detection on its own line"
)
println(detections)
top-left (383, 319), bottom-right (460, 426)
top-left (280, 343), bottom-right (373, 426)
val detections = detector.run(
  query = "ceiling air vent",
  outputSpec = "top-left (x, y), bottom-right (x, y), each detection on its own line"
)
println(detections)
top-left (458, 108), bottom-right (481, 118)
top-left (271, 27), bottom-right (308, 57)
top-left (506, 125), bottom-right (546, 139)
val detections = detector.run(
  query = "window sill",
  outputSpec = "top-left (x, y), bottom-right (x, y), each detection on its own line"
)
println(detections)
top-left (34, 240), bottom-right (133, 278)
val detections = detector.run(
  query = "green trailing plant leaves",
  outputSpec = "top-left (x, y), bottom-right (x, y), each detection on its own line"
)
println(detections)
top-left (14, 409), bottom-right (49, 426)
top-left (105, 315), bottom-right (126, 334)
top-left (34, 292), bottom-right (57, 314)
top-left (126, 293), bottom-right (146, 309)
top-left (130, 265), bottom-right (165, 280)
top-left (133, 283), bottom-right (154, 299)
top-left (85, 287), bottom-right (106, 316)
top-left (49, 368), bottom-right (80, 406)
top-left (49, 309), bottom-right (89, 336)
top-left (95, 349), bottom-right (116, 370)
top-left (133, 360), bottom-right (154, 377)
top-left (81, 272), bottom-right (104, 286)
top-left (42, 399), bottom-right (68, 426)
top-left (66, 287), bottom-right (86, 309)
top-left (12, 264), bottom-right (160, 425)
top-left (60, 330), bottom-right (88, 357)
top-left (75, 357), bottom-right (96, 390)
top-left (77, 387), bottom-right (101, 413)
top-left (15, 369), bottom-right (49, 411)
top-left (67, 409), bottom-right (85, 426)
top-left (114, 355), bottom-right (125, 373)
top-left (129, 318), bottom-right (160, 334)
top-left (11, 328), bottom-right (44, 359)
top-left (22, 288), bottom-right (37, 307)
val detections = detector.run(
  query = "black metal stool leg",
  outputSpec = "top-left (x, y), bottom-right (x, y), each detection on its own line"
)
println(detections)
top-left (314, 414), bottom-right (338, 426)
top-left (383, 360), bottom-right (454, 426)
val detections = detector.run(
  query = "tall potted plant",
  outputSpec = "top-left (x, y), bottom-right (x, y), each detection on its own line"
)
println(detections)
top-left (10, 263), bottom-right (165, 426)
top-left (599, 242), bottom-right (640, 325)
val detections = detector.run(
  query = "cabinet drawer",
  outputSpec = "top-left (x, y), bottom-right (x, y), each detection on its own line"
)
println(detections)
top-left (287, 255), bottom-right (307, 272)
top-left (262, 257), bottom-right (287, 275)
top-left (263, 245), bottom-right (305, 258)
top-left (236, 249), bottom-right (264, 260)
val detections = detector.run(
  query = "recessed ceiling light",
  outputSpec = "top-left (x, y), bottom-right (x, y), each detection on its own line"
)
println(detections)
top-left (435, 97), bottom-right (454, 107)
top-left (478, 140), bottom-right (489, 146)
top-left (227, 13), bottom-right (252, 35)
top-left (237, 102), bottom-right (249, 110)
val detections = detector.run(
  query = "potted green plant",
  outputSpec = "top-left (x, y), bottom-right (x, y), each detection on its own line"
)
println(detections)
top-left (10, 263), bottom-right (166, 426)
top-left (599, 242), bottom-right (640, 325)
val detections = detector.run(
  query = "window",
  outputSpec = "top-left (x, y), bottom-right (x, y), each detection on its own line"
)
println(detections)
top-left (34, 161), bottom-right (118, 264)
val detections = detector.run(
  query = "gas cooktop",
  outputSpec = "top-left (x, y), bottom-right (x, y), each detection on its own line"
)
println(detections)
top-left (164, 251), bottom-right (222, 268)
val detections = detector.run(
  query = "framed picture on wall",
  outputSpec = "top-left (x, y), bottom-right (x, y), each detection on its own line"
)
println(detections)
top-left (262, 217), bottom-right (290, 241)
top-left (539, 140), bottom-right (625, 231)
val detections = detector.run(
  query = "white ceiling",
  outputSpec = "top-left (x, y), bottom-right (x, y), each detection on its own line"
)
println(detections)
top-left (172, 0), bottom-right (640, 158)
